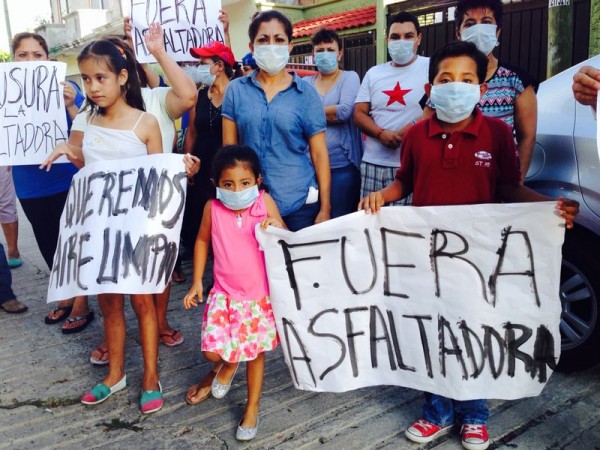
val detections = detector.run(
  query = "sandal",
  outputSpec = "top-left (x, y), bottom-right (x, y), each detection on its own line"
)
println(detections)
top-left (185, 383), bottom-right (211, 405)
top-left (172, 269), bottom-right (186, 284)
top-left (0, 299), bottom-right (28, 314)
top-left (90, 343), bottom-right (109, 366)
top-left (61, 311), bottom-right (95, 334)
top-left (45, 305), bottom-right (73, 324)
top-left (160, 329), bottom-right (184, 347)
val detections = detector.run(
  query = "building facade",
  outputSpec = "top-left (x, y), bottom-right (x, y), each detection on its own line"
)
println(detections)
top-left (35, 0), bottom-right (596, 84)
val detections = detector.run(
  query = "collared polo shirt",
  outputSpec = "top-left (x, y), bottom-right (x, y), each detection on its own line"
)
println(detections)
top-left (395, 109), bottom-right (521, 207)
top-left (222, 71), bottom-right (326, 216)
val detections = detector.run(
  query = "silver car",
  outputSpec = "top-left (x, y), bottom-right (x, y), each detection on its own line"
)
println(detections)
top-left (527, 54), bottom-right (600, 371)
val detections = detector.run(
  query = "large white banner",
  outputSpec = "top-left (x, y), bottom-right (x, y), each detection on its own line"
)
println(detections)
top-left (129, 0), bottom-right (224, 63)
top-left (257, 203), bottom-right (565, 400)
top-left (0, 61), bottom-right (68, 166)
top-left (47, 154), bottom-right (187, 302)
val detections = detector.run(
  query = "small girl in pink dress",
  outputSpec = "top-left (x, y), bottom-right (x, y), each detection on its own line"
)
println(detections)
top-left (183, 145), bottom-right (285, 441)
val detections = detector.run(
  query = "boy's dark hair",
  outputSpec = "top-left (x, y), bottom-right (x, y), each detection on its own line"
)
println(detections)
top-left (11, 32), bottom-right (49, 56)
top-left (78, 39), bottom-right (145, 115)
top-left (211, 145), bottom-right (264, 190)
top-left (311, 28), bottom-right (342, 49)
top-left (454, 0), bottom-right (503, 29)
top-left (428, 41), bottom-right (488, 84)
top-left (249, 10), bottom-right (293, 43)
top-left (388, 11), bottom-right (421, 36)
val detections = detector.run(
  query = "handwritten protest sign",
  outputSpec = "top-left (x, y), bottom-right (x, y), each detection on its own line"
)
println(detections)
top-left (129, 0), bottom-right (224, 63)
top-left (0, 61), bottom-right (68, 166)
top-left (47, 154), bottom-right (187, 302)
top-left (257, 203), bottom-right (565, 400)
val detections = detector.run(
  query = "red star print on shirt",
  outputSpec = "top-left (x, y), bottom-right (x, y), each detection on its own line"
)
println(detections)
top-left (382, 82), bottom-right (412, 106)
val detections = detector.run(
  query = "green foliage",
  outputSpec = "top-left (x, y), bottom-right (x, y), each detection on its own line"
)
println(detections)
top-left (0, 50), bottom-right (10, 62)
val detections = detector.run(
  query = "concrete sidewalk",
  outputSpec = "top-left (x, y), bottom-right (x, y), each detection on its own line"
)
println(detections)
top-left (1, 209), bottom-right (600, 450)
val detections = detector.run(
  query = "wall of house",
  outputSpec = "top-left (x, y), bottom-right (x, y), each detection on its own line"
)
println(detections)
top-left (256, 1), bottom-right (305, 22)
top-left (301, 0), bottom-right (374, 19)
top-left (61, 54), bottom-right (80, 78)
top-left (224, 0), bottom-right (257, 59)
top-left (591, 0), bottom-right (600, 56)
top-left (64, 9), bottom-right (110, 42)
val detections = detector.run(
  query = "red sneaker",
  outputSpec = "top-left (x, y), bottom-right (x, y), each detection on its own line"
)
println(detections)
top-left (461, 424), bottom-right (489, 450)
top-left (405, 418), bottom-right (453, 443)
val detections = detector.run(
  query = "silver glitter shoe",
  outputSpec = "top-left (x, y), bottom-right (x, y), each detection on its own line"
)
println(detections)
top-left (236, 416), bottom-right (259, 441)
top-left (211, 364), bottom-right (238, 399)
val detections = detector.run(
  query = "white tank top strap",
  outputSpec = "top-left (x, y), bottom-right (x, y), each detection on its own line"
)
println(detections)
top-left (131, 112), bottom-right (145, 131)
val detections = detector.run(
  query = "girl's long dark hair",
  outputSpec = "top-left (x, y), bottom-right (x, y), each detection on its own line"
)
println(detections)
top-left (104, 36), bottom-right (149, 87)
top-left (78, 39), bottom-right (145, 115)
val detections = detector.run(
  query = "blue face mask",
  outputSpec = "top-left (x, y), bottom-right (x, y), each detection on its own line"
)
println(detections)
top-left (314, 52), bottom-right (338, 74)
top-left (429, 82), bottom-right (481, 123)
top-left (216, 185), bottom-right (259, 210)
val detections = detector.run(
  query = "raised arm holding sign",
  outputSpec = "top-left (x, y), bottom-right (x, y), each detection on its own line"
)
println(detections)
top-left (129, 0), bottom-right (225, 63)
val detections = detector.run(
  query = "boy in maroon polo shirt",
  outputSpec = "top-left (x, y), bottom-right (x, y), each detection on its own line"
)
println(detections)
top-left (359, 41), bottom-right (579, 450)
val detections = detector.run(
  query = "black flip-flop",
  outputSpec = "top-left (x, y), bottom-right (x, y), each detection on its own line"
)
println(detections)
top-left (45, 305), bottom-right (74, 324)
top-left (61, 311), bottom-right (95, 334)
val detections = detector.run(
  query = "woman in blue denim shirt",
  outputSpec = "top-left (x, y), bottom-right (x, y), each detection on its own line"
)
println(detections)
top-left (222, 11), bottom-right (331, 231)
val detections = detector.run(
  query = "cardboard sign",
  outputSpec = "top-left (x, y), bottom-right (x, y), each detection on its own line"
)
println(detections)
top-left (0, 62), bottom-right (68, 166)
top-left (129, 0), bottom-right (225, 63)
top-left (257, 203), bottom-right (565, 400)
top-left (47, 154), bottom-right (187, 302)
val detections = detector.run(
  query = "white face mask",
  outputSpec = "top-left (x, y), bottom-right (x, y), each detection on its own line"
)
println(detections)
top-left (387, 39), bottom-right (415, 65)
top-left (253, 45), bottom-right (290, 75)
top-left (429, 82), bottom-right (481, 123)
top-left (461, 24), bottom-right (498, 56)
top-left (183, 65), bottom-right (215, 87)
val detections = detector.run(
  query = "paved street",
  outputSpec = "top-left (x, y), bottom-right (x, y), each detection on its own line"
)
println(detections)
top-left (1, 211), bottom-right (600, 450)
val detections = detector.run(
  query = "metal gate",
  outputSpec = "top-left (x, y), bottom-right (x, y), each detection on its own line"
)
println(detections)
top-left (388, 0), bottom-right (591, 83)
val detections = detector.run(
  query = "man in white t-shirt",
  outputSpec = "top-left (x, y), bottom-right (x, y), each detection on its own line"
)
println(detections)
top-left (354, 11), bottom-right (429, 203)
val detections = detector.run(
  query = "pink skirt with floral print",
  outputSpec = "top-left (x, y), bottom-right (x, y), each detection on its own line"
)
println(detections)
top-left (201, 290), bottom-right (279, 363)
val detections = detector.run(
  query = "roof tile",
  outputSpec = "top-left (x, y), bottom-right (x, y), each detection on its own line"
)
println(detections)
top-left (293, 6), bottom-right (376, 39)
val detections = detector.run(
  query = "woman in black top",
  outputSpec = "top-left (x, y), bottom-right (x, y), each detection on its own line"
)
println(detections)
top-left (181, 41), bottom-right (241, 251)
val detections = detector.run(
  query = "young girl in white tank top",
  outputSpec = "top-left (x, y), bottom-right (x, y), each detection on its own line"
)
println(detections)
top-left (45, 38), bottom-right (166, 414)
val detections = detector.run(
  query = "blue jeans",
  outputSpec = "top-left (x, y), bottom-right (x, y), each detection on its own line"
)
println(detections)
top-left (0, 243), bottom-right (16, 305)
top-left (331, 165), bottom-right (361, 219)
top-left (423, 393), bottom-right (489, 426)
top-left (283, 201), bottom-right (320, 232)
